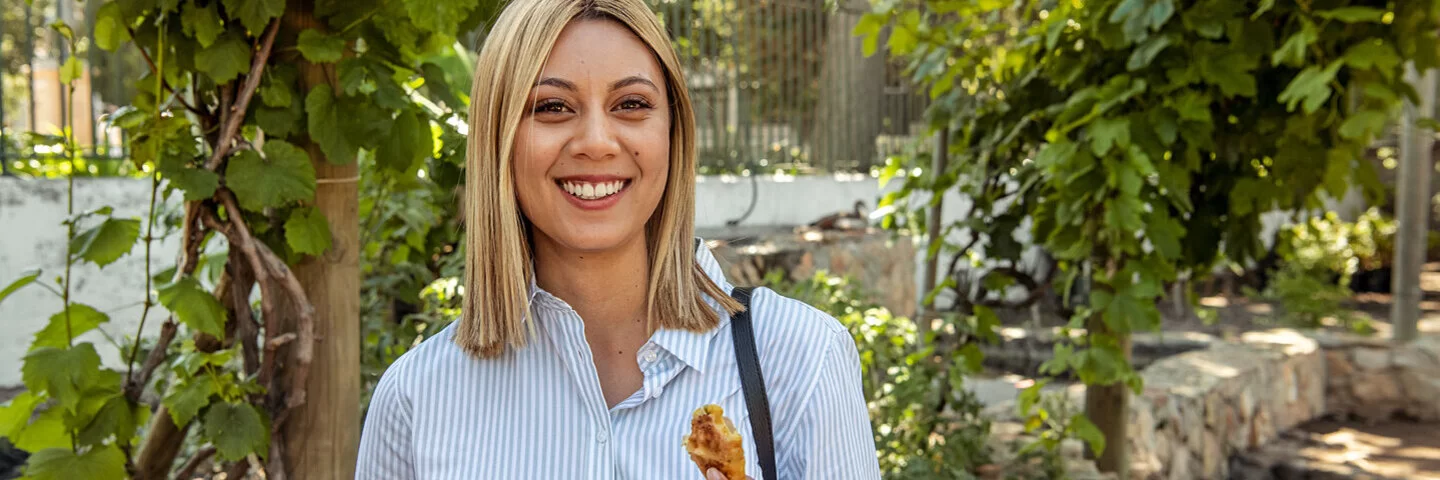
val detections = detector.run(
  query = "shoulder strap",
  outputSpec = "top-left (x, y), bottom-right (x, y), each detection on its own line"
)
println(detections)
top-left (729, 286), bottom-right (777, 480)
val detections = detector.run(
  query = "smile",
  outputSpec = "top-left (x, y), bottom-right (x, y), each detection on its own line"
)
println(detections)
top-left (557, 179), bottom-right (631, 200)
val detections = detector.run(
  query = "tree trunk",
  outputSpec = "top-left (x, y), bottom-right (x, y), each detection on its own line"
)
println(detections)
top-left (1084, 317), bottom-right (1132, 479)
top-left (278, 2), bottom-right (361, 478)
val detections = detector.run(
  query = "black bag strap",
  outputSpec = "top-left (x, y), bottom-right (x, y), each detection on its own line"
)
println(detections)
top-left (729, 286), bottom-right (777, 480)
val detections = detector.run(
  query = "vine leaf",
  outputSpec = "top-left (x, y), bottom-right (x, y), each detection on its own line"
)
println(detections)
top-left (157, 156), bottom-right (220, 202)
top-left (1278, 60), bottom-right (1343, 113)
top-left (181, 2), bottom-right (225, 49)
top-left (286, 207), bottom-right (334, 256)
top-left (377, 109), bottom-right (434, 172)
top-left (407, 0), bottom-right (482, 35)
top-left (1069, 413), bottom-right (1106, 456)
top-left (195, 33), bottom-right (253, 84)
top-left (93, 3), bottom-right (129, 52)
top-left (163, 378), bottom-right (217, 428)
top-left (223, 0), bottom-right (285, 34)
top-left (298, 30), bottom-right (345, 63)
top-left (306, 85), bottom-right (359, 164)
top-left (157, 277), bottom-right (227, 338)
top-left (22, 344), bottom-right (103, 411)
top-left (1338, 110), bottom-right (1388, 141)
top-left (1343, 40), bottom-right (1401, 76)
top-left (0, 269), bottom-right (42, 305)
top-left (227, 140), bottom-right (318, 211)
top-left (31, 303), bottom-right (110, 351)
top-left (22, 445), bottom-right (127, 480)
top-left (203, 402), bottom-right (270, 461)
top-left (71, 217), bottom-right (140, 268)
top-left (1314, 7), bottom-right (1387, 24)
top-left (77, 394), bottom-right (147, 448)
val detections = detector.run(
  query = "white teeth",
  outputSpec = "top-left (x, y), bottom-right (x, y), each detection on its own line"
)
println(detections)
top-left (561, 180), bottom-right (626, 200)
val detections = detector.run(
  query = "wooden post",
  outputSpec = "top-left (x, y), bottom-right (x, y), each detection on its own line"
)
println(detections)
top-left (279, 1), bottom-right (361, 477)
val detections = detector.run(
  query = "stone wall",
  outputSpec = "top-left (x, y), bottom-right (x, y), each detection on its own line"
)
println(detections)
top-left (707, 230), bottom-right (918, 319)
top-left (1320, 334), bottom-right (1440, 422)
top-left (980, 330), bottom-right (1440, 480)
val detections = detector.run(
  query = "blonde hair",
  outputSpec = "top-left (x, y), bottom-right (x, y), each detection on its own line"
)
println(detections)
top-left (459, 0), bottom-right (742, 358)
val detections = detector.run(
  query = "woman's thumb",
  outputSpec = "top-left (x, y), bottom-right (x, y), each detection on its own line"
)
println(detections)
top-left (706, 468), bottom-right (727, 480)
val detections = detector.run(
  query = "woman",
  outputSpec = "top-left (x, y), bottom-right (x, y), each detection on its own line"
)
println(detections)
top-left (355, 0), bottom-right (880, 478)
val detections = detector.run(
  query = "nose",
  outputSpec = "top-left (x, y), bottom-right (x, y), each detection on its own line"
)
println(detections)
top-left (570, 108), bottom-right (622, 161)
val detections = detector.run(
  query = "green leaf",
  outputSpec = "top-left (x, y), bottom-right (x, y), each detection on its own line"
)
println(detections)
top-left (1199, 50), bottom-right (1257, 98)
top-left (158, 159), bottom-right (220, 202)
top-left (23, 445), bottom-right (127, 480)
top-left (1127, 36), bottom-right (1172, 71)
top-left (203, 402), bottom-right (270, 461)
top-left (1168, 91), bottom-right (1212, 123)
top-left (1069, 414), bottom-right (1106, 457)
top-left (8, 407), bottom-right (70, 452)
top-left (1324, 149), bottom-right (1354, 199)
top-left (1146, 212), bottom-right (1184, 260)
top-left (77, 394), bottom-right (144, 447)
top-left (0, 392), bottom-right (43, 437)
top-left (163, 377), bottom-right (217, 427)
top-left (94, 3), bottom-right (130, 52)
top-left (1338, 110), bottom-right (1389, 141)
top-left (0, 269), bottom-right (42, 305)
top-left (60, 57), bottom-right (83, 85)
top-left (256, 100), bottom-right (304, 138)
top-left (22, 344), bottom-right (103, 411)
top-left (377, 110), bottom-right (433, 172)
top-left (157, 276), bottom-right (226, 338)
top-left (227, 139), bottom-right (317, 211)
top-left (1343, 40), bottom-right (1402, 75)
top-left (50, 22), bottom-right (75, 42)
top-left (305, 85), bottom-right (359, 164)
top-left (407, 0), bottom-right (481, 35)
top-left (195, 33), bottom-right (253, 84)
top-left (1278, 61), bottom-right (1343, 113)
top-left (1272, 20), bottom-right (1317, 67)
top-left (71, 217), bottom-right (141, 268)
top-left (285, 207), bottom-right (333, 256)
top-left (223, 0), bottom-right (285, 33)
top-left (1314, 7), bottom-right (1387, 23)
top-left (297, 30), bottom-right (345, 63)
top-left (31, 303), bottom-right (110, 351)
top-left (1088, 117), bottom-right (1131, 156)
top-left (181, 3), bottom-right (225, 48)
top-left (1253, 0), bottom-right (1276, 19)
top-left (260, 66), bottom-right (298, 108)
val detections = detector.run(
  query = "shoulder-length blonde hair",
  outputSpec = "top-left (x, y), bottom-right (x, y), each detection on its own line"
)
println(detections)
top-left (459, 0), bottom-right (742, 358)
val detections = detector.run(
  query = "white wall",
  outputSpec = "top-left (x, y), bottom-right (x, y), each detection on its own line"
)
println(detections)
top-left (0, 178), bottom-right (180, 386)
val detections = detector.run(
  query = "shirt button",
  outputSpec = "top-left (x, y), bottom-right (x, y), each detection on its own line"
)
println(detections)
top-left (642, 350), bottom-right (658, 363)
top-left (596, 430), bottom-right (609, 444)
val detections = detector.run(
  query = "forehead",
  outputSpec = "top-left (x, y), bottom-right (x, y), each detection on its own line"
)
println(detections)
top-left (539, 18), bottom-right (666, 88)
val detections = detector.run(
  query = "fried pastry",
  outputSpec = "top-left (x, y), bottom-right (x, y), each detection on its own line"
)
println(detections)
top-left (683, 404), bottom-right (746, 480)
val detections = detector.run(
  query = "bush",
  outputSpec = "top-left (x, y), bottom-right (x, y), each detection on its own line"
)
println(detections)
top-left (1250, 209), bottom-right (1392, 333)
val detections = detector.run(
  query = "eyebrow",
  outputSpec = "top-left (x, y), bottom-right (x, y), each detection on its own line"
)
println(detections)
top-left (532, 75), bottom-right (660, 93)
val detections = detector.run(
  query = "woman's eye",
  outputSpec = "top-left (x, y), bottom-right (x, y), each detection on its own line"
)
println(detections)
top-left (618, 98), bottom-right (653, 110)
top-left (533, 100), bottom-right (570, 114)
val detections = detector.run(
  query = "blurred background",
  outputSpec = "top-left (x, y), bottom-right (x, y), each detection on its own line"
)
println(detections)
top-left (2, 0), bottom-right (1440, 479)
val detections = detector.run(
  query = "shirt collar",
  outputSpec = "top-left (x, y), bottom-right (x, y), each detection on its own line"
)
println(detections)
top-left (648, 237), bottom-right (733, 374)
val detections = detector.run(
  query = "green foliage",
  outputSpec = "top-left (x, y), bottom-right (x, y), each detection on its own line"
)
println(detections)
top-left (767, 270), bottom-right (1071, 479)
top-left (859, 0), bottom-right (1438, 465)
top-left (2, 0), bottom-right (492, 476)
top-left (860, 0), bottom-right (1438, 387)
top-left (1250, 209), bottom-right (1395, 333)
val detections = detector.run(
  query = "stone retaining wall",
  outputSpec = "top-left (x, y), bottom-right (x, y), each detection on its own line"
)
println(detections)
top-left (708, 230), bottom-right (918, 318)
top-left (981, 331), bottom-right (1440, 480)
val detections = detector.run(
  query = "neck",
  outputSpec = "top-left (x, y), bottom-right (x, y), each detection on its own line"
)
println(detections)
top-left (531, 232), bottom-right (651, 339)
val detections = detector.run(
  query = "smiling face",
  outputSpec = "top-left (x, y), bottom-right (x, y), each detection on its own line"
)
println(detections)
top-left (512, 18), bottom-right (672, 258)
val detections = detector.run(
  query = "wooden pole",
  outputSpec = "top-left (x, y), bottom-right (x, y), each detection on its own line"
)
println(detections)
top-left (1086, 260), bottom-right (1131, 479)
top-left (279, 1), bottom-right (361, 477)
top-left (1391, 63), bottom-right (1436, 344)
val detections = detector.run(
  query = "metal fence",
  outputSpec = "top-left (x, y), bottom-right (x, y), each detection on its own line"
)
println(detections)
top-left (0, 0), bottom-right (927, 176)
top-left (650, 0), bottom-right (927, 173)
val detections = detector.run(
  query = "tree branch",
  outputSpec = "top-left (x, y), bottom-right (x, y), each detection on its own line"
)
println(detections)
top-left (204, 18), bottom-right (282, 171)
top-left (174, 446), bottom-right (216, 479)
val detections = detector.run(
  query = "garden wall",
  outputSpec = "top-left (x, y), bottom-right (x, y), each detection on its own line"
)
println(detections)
top-left (983, 331), bottom-right (1440, 480)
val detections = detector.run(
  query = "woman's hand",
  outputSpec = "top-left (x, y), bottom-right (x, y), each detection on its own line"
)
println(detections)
top-left (706, 468), bottom-right (754, 480)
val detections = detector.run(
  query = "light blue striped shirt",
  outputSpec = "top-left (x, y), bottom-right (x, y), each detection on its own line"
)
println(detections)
top-left (355, 239), bottom-right (881, 479)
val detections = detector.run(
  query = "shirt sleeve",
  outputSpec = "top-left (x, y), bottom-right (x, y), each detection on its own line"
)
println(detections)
top-left (780, 328), bottom-right (882, 479)
top-left (355, 365), bottom-right (417, 480)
